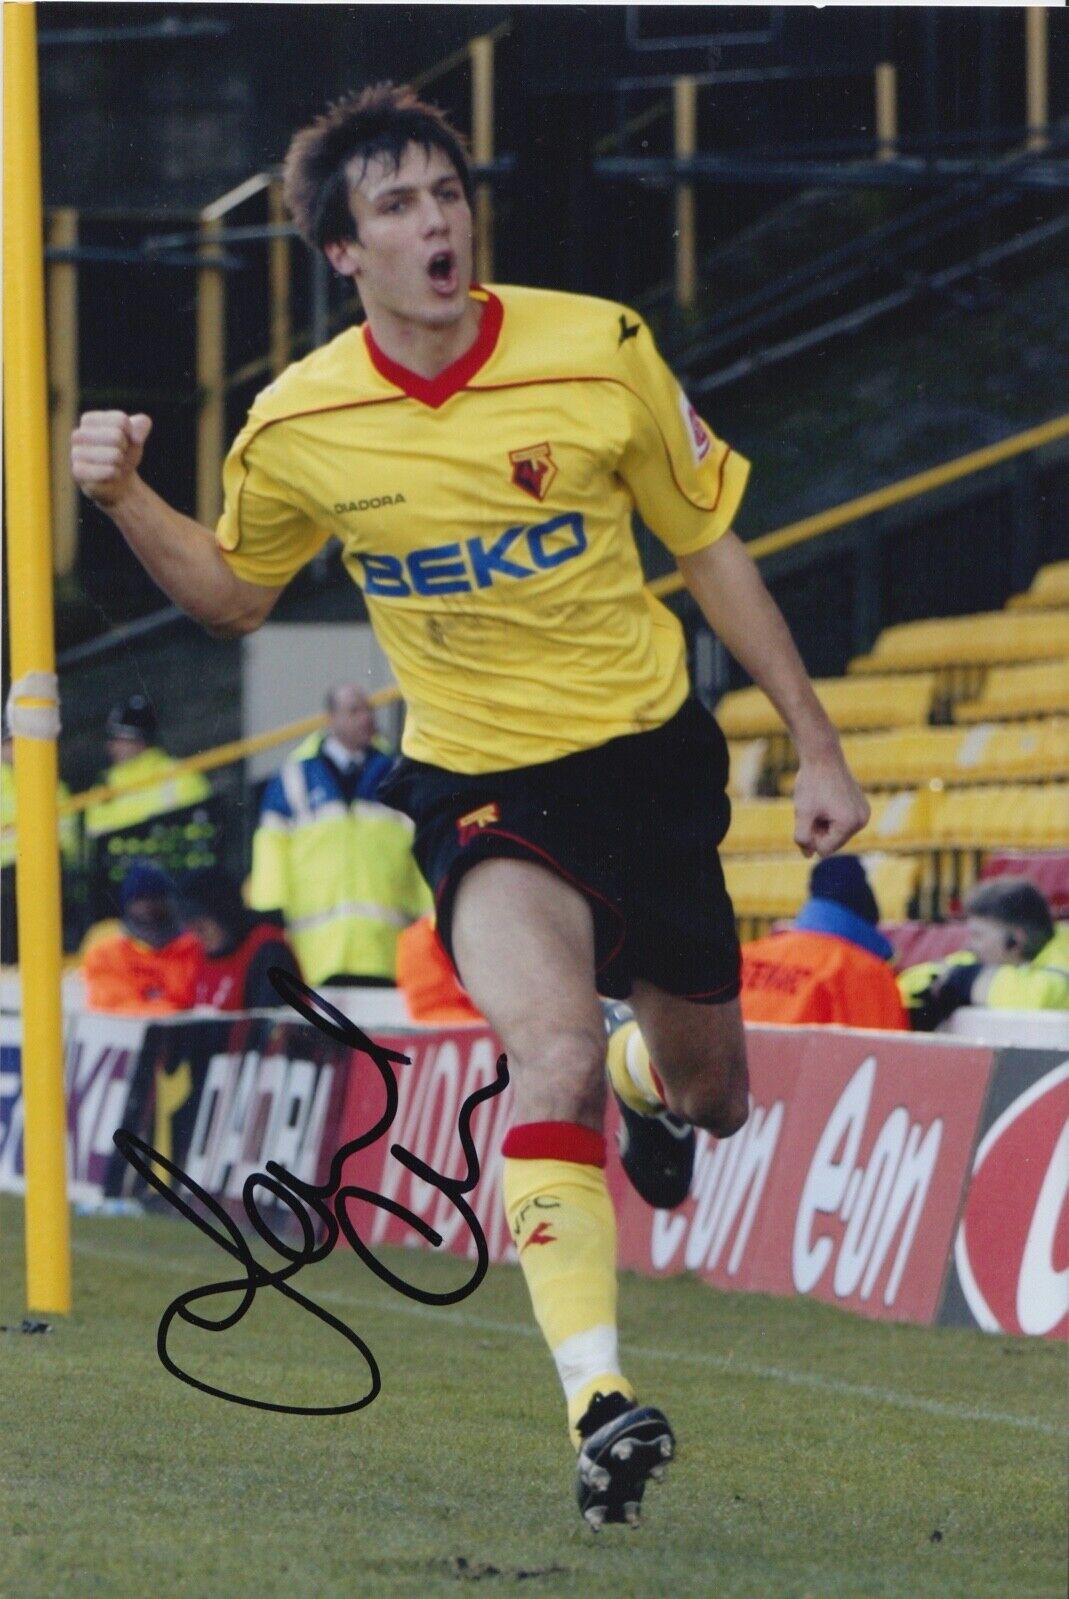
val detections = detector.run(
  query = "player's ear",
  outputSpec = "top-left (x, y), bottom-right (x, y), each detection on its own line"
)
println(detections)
top-left (323, 239), bottom-right (360, 278)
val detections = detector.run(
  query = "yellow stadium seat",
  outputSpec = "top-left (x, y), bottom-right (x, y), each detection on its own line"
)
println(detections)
top-left (722, 798), bottom-right (796, 854)
top-left (838, 721), bottom-right (1069, 787)
top-left (849, 611), bottom-right (1068, 673)
top-left (837, 728), bottom-right (961, 789)
top-left (851, 789), bottom-right (936, 852)
top-left (930, 784), bottom-right (1069, 849)
top-left (1007, 561), bottom-right (1069, 611)
top-left (726, 738), bottom-right (770, 798)
top-left (866, 854), bottom-right (923, 921)
top-left (954, 660), bottom-right (1069, 723)
top-left (715, 673), bottom-right (938, 740)
top-left (715, 686), bottom-right (786, 740)
top-left (723, 855), bottom-right (812, 921)
top-left (723, 852), bottom-right (921, 934)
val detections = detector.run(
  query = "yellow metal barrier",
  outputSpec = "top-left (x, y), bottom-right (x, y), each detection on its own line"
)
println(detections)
top-left (648, 413), bottom-right (1069, 601)
top-left (57, 687), bottom-right (403, 819)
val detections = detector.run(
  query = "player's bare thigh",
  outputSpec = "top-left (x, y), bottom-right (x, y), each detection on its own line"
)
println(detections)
top-left (450, 857), bottom-right (607, 1131)
top-left (628, 980), bottom-right (750, 1138)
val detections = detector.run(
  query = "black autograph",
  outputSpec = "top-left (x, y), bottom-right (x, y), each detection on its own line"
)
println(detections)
top-left (113, 968), bottom-right (509, 1415)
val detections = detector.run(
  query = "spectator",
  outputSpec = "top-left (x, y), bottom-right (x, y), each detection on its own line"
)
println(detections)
top-left (84, 695), bottom-right (211, 839)
top-left (900, 877), bottom-right (1069, 1029)
top-left (1, 718), bottom-right (80, 963)
top-left (179, 865), bottom-right (300, 1010)
top-left (739, 855), bottom-right (908, 1029)
top-left (83, 861), bottom-right (201, 1013)
top-left (396, 914), bottom-right (483, 1024)
top-left (288, 682), bottom-right (394, 766)
top-left (249, 684), bottom-right (431, 985)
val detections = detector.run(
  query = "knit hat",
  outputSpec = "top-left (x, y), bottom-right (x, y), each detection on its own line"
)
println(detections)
top-left (120, 861), bottom-right (174, 911)
top-left (178, 865), bottom-right (249, 938)
top-left (808, 855), bottom-right (880, 927)
top-left (106, 694), bottom-right (157, 743)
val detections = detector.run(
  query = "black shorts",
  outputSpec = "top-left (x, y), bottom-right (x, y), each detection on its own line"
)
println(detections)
top-left (378, 698), bottom-right (741, 1004)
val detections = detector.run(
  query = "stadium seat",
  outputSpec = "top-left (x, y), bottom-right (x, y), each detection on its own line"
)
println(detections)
top-left (723, 852), bottom-right (921, 939)
top-left (953, 661), bottom-right (1069, 723)
top-left (925, 784), bottom-right (1069, 908)
top-left (726, 737), bottom-right (770, 798)
top-left (1007, 560), bottom-right (1069, 611)
top-left (721, 798), bottom-right (796, 854)
top-left (850, 789), bottom-right (936, 852)
top-left (715, 673), bottom-right (938, 740)
top-left (837, 721), bottom-right (1069, 787)
top-left (929, 784), bottom-right (1069, 850)
top-left (849, 612), bottom-right (1068, 702)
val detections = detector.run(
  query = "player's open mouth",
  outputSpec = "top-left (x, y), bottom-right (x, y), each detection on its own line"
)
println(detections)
top-left (427, 250), bottom-right (458, 296)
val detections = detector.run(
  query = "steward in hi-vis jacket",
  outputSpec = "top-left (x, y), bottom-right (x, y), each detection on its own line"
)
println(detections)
top-left (248, 731), bottom-right (430, 985)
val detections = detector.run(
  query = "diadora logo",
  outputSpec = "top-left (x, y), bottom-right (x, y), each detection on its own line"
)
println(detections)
top-left (520, 1221), bottom-right (557, 1252)
top-left (357, 512), bottom-right (588, 598)
top-left (334, 494), bottom-right (406, 513)
top-left (509, 442), bottom-right (557, 502)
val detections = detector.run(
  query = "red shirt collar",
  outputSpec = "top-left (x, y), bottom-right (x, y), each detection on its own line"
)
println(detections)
top-left (362, 288), bottom-right (503, 409)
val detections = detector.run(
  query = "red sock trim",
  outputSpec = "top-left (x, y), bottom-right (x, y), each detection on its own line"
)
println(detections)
top-left (502, 1121), bottom-right (607, 1167)
top-left (649, 1062), bottom-right (668, 1106)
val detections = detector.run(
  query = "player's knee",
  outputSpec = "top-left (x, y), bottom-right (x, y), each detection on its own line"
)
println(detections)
top-left (673, 1057), bottom-right (749, 1139)
top-left (513, 1025), bottom-right (607, 1126)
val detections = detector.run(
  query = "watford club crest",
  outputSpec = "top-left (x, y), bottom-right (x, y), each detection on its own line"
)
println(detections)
top-left (509, 442), bottom-right (557, 502)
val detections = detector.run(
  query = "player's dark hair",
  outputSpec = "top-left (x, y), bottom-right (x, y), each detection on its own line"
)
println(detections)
top-left (283, 82), bottom-right (474, 252)
top-left (964, 877), bottom-right (1054, 960)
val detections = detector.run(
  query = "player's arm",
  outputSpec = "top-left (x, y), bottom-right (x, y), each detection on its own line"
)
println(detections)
top-left (678, 531), bottom-right (869, 858)
top-left (71, 411), bottom-right (283, 638)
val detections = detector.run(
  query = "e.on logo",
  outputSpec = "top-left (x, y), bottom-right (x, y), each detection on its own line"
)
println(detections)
top-left (651, 1099), bottom-right (784, 1274)
top-left (792, 1057), bottom-right (943, 1307)
top-left (954, 1061), bottom-right (1069, 1339)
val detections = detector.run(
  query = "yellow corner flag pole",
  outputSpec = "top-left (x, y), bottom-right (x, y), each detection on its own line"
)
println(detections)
top-left (3, 1), bottom-right (72, 1313)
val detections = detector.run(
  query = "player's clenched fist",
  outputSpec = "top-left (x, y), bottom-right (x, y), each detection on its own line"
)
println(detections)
top-left (71, 411), bottom-right (153, 508)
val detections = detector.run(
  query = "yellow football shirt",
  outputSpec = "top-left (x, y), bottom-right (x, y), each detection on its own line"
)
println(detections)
top-left (217, 284), bottom-right (749, 773)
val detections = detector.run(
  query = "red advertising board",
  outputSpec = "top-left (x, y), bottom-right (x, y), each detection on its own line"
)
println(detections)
top-left (616, 1029), bottom-right (993, 1327)
top-left (6, 1002), bottom-right (1057, 1338)
top-left (334, 1024), bottom-right (994, 1330)
top-left (333, 1027), bottom-right (516, 1265)
top-left (946, 1050), bottom-right (1068, 1341)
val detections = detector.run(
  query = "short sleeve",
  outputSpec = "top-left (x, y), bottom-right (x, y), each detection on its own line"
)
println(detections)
top-left (216, 411), bottom-right (331, 588)
top-left (616, 312), bottom-right (750, 558)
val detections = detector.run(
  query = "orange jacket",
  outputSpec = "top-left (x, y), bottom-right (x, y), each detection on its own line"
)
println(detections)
top-left (395, 916), bottom-right (483, 1025)
top-left (83, 930), bottom-right (202, 1015)
top-left (740, 929), bottom-right (908, 1030)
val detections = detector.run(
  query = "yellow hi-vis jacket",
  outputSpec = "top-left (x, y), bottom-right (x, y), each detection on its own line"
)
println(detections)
top-left (1, 758), bottom-right (79, 868)
top-left (84, 747), bottom-right (211, 837)
top-left (899, 924), bottom-right (1069, 1012)
top-left (248, 749), bottom-right (431, 984)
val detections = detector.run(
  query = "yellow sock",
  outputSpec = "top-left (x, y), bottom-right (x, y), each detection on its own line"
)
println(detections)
top-left (606, 1020), bottom-right (665, 1115)
top-left (502, 1122), bottom-right (635, 1448)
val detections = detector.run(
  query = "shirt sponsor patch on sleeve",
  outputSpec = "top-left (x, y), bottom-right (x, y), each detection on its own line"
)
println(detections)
top-left (678, 389), bottom-right (712, 465)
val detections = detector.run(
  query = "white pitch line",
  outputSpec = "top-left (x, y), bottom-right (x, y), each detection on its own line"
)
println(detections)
top-left (68, 1234), bottom-right (1062, 1438)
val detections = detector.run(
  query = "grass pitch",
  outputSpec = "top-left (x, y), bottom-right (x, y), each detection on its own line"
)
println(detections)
top-left (2, 1197), bottom-right (1065, 1599)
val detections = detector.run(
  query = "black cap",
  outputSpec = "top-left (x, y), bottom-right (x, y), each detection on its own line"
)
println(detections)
top-left (120, 861), bottom-right (174, 911)
top-left (809, 855), bottom-right (881, 927)
top-left (106, 694), bottom-right (157, 743)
